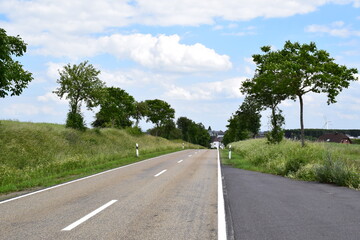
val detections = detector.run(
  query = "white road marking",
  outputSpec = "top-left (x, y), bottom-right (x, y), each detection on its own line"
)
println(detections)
top-left (62, 200), bottom-right (118, 231)
top-left (0, 151), bottom-right (184, 205)
top-left (154, 169), bottom-right (167, 177)
top-left (177, 160), bottom-right (183, 163)
top-left (188, 155), bottom-right (192, 157)
top-left (217, 149), bottom-right (227, 240)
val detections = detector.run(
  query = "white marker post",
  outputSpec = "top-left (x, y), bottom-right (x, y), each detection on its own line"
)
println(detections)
top-left (182, 143), bottom-right (185, 150)
top-left (136, 143), bottom-right (139, 157)
top-left (229, 145), bottom-right (232, 160)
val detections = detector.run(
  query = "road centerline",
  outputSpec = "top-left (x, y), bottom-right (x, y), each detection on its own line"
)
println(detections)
top-left (62, 200), bottom-right (118, 231)
top-left (154, 169), bottom-right (167, 177)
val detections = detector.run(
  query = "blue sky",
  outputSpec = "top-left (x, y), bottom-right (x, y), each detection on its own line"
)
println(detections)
top-left (1, 0), bottom-right (359, 131)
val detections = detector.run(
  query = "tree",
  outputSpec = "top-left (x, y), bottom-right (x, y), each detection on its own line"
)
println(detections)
top-left (241, 46), bottom-right (289, 144)
top-left (280, 41), bottom-right (358, 146)
top-left (53, 61), bottom-right (105, 130)
top-left (0, 28), bottom-right (33, 98)
top-left (176, 116), bottom-right (211, 147)
top-left (133, 101), bottom-right (148, 127)
top-left (92, 87), bottom-right (135, 128)
top-left (223, 95), bottom-right (261, 145)
top-left (145, 99), bottom-right (175, 129)
top-left (269, 41), bottom-right (358, 146)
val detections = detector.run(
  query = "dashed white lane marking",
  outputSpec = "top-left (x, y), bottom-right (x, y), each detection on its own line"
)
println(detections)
top-left (154, 169), bottom-right (167, 177)
top-left (188, 155), bottom-right (192, 157)
top-left (62, 200), bottom-right (118, 231)
top-left (177, 160), bottom-right (183, 163)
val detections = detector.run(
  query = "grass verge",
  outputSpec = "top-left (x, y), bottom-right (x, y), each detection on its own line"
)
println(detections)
top-left (221, 138), bottom-right (360, 190)
top-left (0, 120), bottom-right (200, 195)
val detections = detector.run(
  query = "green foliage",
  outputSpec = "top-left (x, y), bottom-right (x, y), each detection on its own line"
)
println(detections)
top-left (92, 87), bottom-right (135, 128)
top-left (242, 41), bottom-right (358, 147)
top-left (0, 28), bottom-right (33, 98)
top-left (65, 112), bottom-right (86, 131)
top-left (176, 117), bottom-right (211, 147)
top-left (145, 99), bottom-right (175, 128)
top-left (223, 95), bottom-right (261, 145)
top-left (0, 120), bottom-right (199, 194)
top-left (266, 108), bottom-right (285, 144)
top-left (222, 139), bottom-right (360, 190)
top-left (53, 61), bottom-right (105, 129)
top-left (133, 101), bottom-right (148, 127)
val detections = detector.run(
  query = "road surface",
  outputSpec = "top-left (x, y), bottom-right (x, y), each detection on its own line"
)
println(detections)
top-left (0, 149), bottom-right (218, 240)
top-left (222, 165), bottom-right (360, 240)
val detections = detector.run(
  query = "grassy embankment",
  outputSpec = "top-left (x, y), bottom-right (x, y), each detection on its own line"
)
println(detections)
top-left (0, 120), bottom-right (199, 194)
top-left (221, 139), bottom-right (360, 190)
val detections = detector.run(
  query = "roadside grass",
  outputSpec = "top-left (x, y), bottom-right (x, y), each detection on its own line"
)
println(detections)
top-left (0, 120), bottom-right (199, 194)
top-left (221, 138), bottom-right (360, 190)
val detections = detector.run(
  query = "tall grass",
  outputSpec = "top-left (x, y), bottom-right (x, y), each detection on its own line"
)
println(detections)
top-left (222, 139), bottom-right (360, 190)
top-left (0, 120), bottom-right (198, 194)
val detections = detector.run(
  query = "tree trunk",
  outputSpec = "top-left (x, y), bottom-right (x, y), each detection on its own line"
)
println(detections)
top-left (299, 95), bottom-right (305, 147)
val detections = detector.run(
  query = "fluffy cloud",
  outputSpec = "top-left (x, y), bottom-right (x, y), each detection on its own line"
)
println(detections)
top-left (27, 33), bottom-right (232, 72)
top-left (2, 0), bottom-right (360, 34)
top-left (164, 77), bottom-right (246, 100)
top-left (4, 103), bottom-right (61, 116)
top-left (305, 21), bottom-right (360, 37)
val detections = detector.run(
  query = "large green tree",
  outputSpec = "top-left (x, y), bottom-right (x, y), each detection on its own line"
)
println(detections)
top-left (54, 61), bottom-right (105, 130)
top-left (145, 99), bottom-right (175, 128)
top-left (279, 41), bottom-right (358, 146)
top-left (92, 87), bottom-right (135, 128)
top-left (0, 28), bottom-right (33, 98)
top-left (241, 46), bottom-right (288, 144)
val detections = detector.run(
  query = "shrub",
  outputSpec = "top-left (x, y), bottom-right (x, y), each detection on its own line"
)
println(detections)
top-left (66, 112), bottom-right (86, 131)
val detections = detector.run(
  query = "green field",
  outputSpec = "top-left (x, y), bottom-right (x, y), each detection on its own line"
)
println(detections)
top-left (221, 139), bottom-right (360, 190)
top-left (0, 120), bottom-right (199, 194)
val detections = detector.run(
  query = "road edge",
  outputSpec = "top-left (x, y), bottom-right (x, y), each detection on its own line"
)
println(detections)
top-left (217, 148), bottom-right (227, 240)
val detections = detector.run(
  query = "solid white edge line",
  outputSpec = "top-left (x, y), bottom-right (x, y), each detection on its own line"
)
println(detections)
top-left (62, 200), bottom-right (118, 231)
top-left (177, 160), bottom-right (183, 163)
top-left (154, 169), bottom-right (167, 177)
top-left (218, 148), bottom-right (227, 240)
top-left (0, 151), bottom-right (186, 205)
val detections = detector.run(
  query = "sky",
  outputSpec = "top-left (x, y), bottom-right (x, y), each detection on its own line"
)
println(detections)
top-left (1, 0), bottom-right (360, 132)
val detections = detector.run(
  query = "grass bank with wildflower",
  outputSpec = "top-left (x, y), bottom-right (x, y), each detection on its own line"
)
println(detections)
top-left (0, 120), bottom-right (198, 195)
top-left (221, 138), bottom-right (360, 190)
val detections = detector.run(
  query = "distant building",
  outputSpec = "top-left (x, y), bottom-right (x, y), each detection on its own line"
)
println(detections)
top-left (317, 132), bottom-right (352, 144)
top-left (209, 129), bottom-right (225, 149)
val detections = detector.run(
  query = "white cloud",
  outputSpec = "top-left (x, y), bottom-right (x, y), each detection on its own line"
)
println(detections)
top-left (4, 103), bottom-right (61, 116)
top-left (22, 33), bottom-right (232, 72)
top-left (2, 0), bottom-right (359, 35)
top-left (37, 92), bottom-right (67, 105)
top-left (164, 77), bottom-right (246, 100)
top-left (305, 21), bottom-right (360, 37)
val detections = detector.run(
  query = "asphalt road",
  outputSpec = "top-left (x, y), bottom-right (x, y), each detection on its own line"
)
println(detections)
top-left (222, 165), bottom-right (360, 240)
top-left (0, 149), bottom-right (218, 240)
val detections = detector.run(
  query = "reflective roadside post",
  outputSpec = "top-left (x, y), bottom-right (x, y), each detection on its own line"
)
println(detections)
top-left (136, 143), bottom-right (139, 157)
top-left (229, 145), bottom-right (232, 160)
top-left (182, 143), bottom-right (184, 150)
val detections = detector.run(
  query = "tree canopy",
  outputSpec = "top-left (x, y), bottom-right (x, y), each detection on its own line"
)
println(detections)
top-left (242, 41), bottom-right (358, 146)
top-left (54, 61), bottom-right (105, 130)
top-left (92, 87), bottom-right (135, 128)
top-left (145, 99), bottom-right (175, 128)
top-left (0, 28), bottom-right (33, 98)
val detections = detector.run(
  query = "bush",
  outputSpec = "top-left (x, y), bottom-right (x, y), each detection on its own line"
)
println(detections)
top-left (66, 112), bottom-right (86, 131)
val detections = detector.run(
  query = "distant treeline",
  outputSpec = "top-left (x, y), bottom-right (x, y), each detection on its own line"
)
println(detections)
top-left (285, 129), bottom-right (360, 140)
